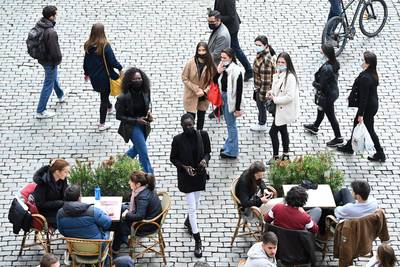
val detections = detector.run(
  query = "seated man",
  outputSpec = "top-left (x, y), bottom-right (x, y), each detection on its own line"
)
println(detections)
top-left (244, 231), bottom-right (278, 267)
top-left (38, 253), bottom-right (60, 267)
top-left (57, 185), bottom-right (112, 239)
top-left (334, 180), bottom-right (378, 220)
top-left (264, 186), bottom-right (320, 234)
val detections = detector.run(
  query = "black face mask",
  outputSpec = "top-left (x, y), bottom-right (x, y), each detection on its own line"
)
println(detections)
top-left (183, 127), bottom-right (196, 136)
top-left (197, 54), bottom-right (207, 59)
top-left (129, 80), bottom-right (143, 89)
top-left (208, 23), bottom-right (217, 30)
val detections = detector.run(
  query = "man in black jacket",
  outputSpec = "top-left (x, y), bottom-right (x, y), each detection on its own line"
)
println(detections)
top-left (214, 0), bottom-right (253, 81)
top-left (35, 5), bottom-right (65, 119)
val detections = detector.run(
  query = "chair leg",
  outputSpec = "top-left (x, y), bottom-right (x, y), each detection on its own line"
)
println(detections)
top-left (18, 232), bottom-right (28, 256)
top-left (231, 216), bottom-right (241, 246)
top-left (46, 231), bottom-right (51, 253)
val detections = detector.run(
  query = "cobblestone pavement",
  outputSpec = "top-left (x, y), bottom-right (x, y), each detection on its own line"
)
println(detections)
top-left (1, 0), bottom-right (400, 266)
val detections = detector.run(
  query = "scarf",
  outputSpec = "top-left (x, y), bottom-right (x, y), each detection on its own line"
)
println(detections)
top-left (129, 185), bottom-right (146, 212)
top-left (218, 63), bottom-right (243, 113)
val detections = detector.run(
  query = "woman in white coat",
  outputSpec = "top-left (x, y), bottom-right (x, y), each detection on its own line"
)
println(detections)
top-left (266, 52), bottom-right (299, 164)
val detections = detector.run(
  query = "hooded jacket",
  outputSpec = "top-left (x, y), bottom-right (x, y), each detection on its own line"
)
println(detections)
top-left (36, 18), bottom-right (62, 66)
top-left (57, 201), bottom-right (112, 240)
top-left (244, 242), bottom-right (277, 267)
top-left (31, 165), bottom-right (68, 227)
top-left (113, 256), bottom-right (135, 267)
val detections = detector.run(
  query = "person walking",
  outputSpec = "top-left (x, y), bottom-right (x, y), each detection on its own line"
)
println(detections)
top-left (214, 0), bottom-right (253, 81)
top-left (182, 42), bottom-right (216, 130)
top-left (328, 0), bottom-right (342, 20)
top-left (217, 48), bottom-right (243, 159)
top-left (34, 6), bottom-right (65, 119)
top-left (84, 23), bottom-right (123, 131)
top-left (170, 114), bottom-right (211, 258)
top-left (304, 43), bottom-right (343, 146)
top-left (251, 35), bottom-right (276, 132)
top-left (115, 68), bottom-right (154, 173)
top-left (337, 51), bottom-right (386, 162)
top-left (267, 52), bottom-right (299, 164)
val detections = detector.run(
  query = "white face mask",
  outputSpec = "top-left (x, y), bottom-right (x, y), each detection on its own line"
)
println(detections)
top-left (223, 60), bottom-right (232, 67)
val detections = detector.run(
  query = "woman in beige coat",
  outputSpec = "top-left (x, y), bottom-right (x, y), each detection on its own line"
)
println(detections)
top-left (267, 52), bottom-right (300, 164)
top-left (182, 42), bottom-right (217, 130)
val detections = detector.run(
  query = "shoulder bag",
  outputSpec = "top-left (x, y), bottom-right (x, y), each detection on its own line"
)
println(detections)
top-left (102, 45), bottom-right (122, 96)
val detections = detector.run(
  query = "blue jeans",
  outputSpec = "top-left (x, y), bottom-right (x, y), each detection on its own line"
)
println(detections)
top-left (37, 64), bottom-right (64, 113)
top-left (222, 92), bottom-right (239, 157)
top-left (126, 125), bottom-right (153, 173)
top-left (328, 0), bottom-right (342, 20)
top-left (231, 31), bottom-right (252, 74)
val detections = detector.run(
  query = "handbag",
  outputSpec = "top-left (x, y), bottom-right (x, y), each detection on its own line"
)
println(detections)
top-left (102, 45), bottom-right (122, 96)
top-left (266, 99), bottom-right (276, 115)
top-left (314, 90), bottom-right (327, 108)
top-left (207, 82), bottom-right (222, 121)
top-left (348, 83), bottom-right (359, 107)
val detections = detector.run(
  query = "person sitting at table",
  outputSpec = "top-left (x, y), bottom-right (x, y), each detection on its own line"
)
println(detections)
top-left (32, 158), bottom-right (70, 229)
top-left (111, 171), bottom-right (162, 254)
top-left (264, 186), bottom-right (321, 233)
top-left (244, 231), bottom-right (278, 267)
top-left (57, 185), bottom-right (112, 240)
top-left (235, 161), bottom-right (271, 216)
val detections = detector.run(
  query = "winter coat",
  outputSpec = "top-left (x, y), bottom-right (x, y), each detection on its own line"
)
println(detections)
top-left (116, 90), bottom-right (151, 143)
top-left (214, 0), bottom-right (241, 35)
top-left (36, 18), bottom-right (62, 66)
top-left (182, 57), bottom-right (212, 113)
top-left (57, 201), bottom-right (112, 240)
top-left (271, 72), bottom-right (300, 126)
top-left (170, 130), bottom-right (211, 193)
top-left (312, 62), bottom-right (339, 103)
top-left (235, 170), bottom-right (266, 209)
top-left (83, 44), bottom-right (122, 93)
top-left (8, 198), bottom-right (32, 234)
top-left (351, 70), bottom-right (379, 116)
top-left (208, 23), bottom-right (231, 65)
top-left (244, 242), bottom-right (277, 267)
top-left (31, 165), bottom-right (68, 228)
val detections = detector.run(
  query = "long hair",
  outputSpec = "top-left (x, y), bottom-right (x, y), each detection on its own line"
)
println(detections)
top-left (84, 23), bottom-right (108, 55)
top-left (130, 171), bottom-right (156, 191)
top-left (322, 43), bottom-right (340, 73)
top-left (221, 47), bottom-right (237, 64)
top-left (364, 51), bottom-right (379, 83)
top-left (377, 244), bottom-right (397, 267)
top-left (254, 35), bottom-right (276, 56)
top-left (277, 52), bottom-right (298, 85)
top-left (194, 42), bottom-right (216, 85)
top-left (121, 67), bottom-right (151, 94)
top-left (245, 161), bottom-right (266, 194)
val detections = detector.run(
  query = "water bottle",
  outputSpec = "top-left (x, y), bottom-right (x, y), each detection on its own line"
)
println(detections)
top-left (95, 186), bottom-right (101, 200)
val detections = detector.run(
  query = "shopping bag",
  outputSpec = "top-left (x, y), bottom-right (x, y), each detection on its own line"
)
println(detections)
top-left (352, 123), bottom-right (373, 154)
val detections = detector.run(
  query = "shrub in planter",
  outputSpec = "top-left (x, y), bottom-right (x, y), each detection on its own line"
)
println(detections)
top-left (69, 160), bottom-right (96, 196)
top-left (268, 152), bottom-right (344, 195)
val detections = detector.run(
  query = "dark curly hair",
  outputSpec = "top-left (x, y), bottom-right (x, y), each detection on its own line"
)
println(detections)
top-left (121, 67), bottom-right (150, 94)
top-left (285, 186), bottom-right (308, 207)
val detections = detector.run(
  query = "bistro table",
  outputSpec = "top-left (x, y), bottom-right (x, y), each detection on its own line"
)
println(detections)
top-left (282, 184), bottom-right (336, 208)
top-left (81, 196), bottom-right (123, 221)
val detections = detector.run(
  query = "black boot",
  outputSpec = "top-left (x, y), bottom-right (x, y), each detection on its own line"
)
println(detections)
top-left (193, 233), bottom-right (203, 258)
top-left (337, 141), bottom-right (354, 154)
top-left (368, 152), bottom-right (386, 162)
top-left (184, 217), bottom-right (192, 235)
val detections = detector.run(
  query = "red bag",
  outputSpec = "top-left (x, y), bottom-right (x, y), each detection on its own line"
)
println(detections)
top-left (207, 82), bottom-right (223, 121)
top-left (20, 183), bottom-right (42, 229)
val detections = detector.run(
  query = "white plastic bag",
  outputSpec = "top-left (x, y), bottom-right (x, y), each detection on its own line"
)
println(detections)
top-left (352, 123), bottom-right (374, 154)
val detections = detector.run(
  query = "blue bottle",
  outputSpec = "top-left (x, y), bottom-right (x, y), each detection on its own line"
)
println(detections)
top-left (95, 186), bottom-right (101, 200)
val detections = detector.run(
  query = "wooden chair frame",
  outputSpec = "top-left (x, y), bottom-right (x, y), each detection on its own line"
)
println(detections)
top-left (129, 191), bottom-right (171, 265)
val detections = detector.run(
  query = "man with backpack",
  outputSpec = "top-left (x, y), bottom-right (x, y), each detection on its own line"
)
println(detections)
top-left (28, 6), bottom-right (65, 119)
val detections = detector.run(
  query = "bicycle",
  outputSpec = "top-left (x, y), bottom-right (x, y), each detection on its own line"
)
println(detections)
top-left (322, 0), bottom-right (388, 56)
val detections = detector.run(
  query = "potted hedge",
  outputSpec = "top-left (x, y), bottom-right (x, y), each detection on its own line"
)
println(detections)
top-left (69, 155), bottom-right (142, 202)
top-left (268, 152), bottom-right (344, 196)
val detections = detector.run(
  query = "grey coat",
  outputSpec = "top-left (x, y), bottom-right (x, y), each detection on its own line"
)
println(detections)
top-left (208, 23), bottom-right (231, 65)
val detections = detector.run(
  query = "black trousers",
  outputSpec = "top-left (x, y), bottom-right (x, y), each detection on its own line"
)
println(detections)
top-left (100, 90), bottom-right (112, 124)
top-left (187, 110), bottom-right (206, 130)
top-left (314, 101), bottom-right (341, 138)
top-left (269, 120), bottom-right (289, 156)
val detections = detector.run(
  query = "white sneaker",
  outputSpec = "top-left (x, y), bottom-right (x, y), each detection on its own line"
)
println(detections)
top-left (57, 95), bottom-right (66, 103)
top-left (250, 123), bottom-right (268, 132)
top-left (36, 110), bottom-right (56, 119)
top-left (98, 123), bottom-right (111, 131)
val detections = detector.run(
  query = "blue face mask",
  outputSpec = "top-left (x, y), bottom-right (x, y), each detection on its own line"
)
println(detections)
top-left (255, 45), bottom-right (265, 53)
top-left (277, 66), bottom-right (287, 73)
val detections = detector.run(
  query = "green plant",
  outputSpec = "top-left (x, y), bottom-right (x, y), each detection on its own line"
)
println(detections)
top-left (268, 152), bottom-right (344, 195)
top-left (69, 160), bottom-right (96, 196)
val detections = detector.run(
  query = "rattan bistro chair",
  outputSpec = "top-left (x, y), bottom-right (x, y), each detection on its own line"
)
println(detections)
top-left (63, 232), bottom-right (114, 267)
top-left (129, 191), bottom-right (171, 265)
top-left (230, 177), bottom-right (277, 246)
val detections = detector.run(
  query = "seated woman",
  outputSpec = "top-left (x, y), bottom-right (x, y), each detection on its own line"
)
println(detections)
top-left (235, 161), bottom-right (271, 216)
top-left (112, 171), bottom-right (162, 254)
top-left (32, 159), bottom-right (70, 229)
top-left (366, 243), bottom-right (397, 267)
top-left (264, 186), bottom-right (321, 234)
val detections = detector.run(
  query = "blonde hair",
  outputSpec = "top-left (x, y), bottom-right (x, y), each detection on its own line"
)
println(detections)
top-left (84, 23), bottom-right (108, 55)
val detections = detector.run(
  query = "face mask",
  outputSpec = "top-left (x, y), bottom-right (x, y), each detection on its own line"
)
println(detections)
top-left (129, 80), bottom-right (143, 89)
top-left (277, 66), bottom-right (287, 73)
top-left (208, 23), bottom-right (217, 30)
top-left (255, 45), bottom-right (265, 53)
top-left (223, 60), bottom-right (232, 67)
top-left (183, 127), bottom-right (195, 136)
top-left (321, 54), bottom-right (327, 64)
top-left (198, 54), bottom-right (207, 59)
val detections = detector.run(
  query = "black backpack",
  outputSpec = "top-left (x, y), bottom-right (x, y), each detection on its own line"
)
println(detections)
top-left (26, 25), bottom-right (46, 60)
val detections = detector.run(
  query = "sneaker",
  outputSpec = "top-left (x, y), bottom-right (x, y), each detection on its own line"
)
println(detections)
top-left (303, 124), bottom-right (318, 135)
top-left (337, 143), bottom-right (354, 154)
top-left (267, 156), bottom-right (280, 165)
top-left (367, 152), bottom-right (386, 162)
top-left (326, 137), bottom-right (344, 147)
top-left (36, 110), bottom-right (56, 119)
top-left (98, 123), bottom-right (111, 131)
top-left (281, 154), bottom-right (290, 161)
top-left (244, 71), bottom-right (253, 82)
top-left (57, 96), bottom-right (66, 104)
top-left (250, 123), bottom-right (268, 132)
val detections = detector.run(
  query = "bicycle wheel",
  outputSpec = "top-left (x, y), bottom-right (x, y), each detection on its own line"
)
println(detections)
top-left (359, 0), bottom-right (388, 37)
top-left (322, 16), bottom-right (348, 56)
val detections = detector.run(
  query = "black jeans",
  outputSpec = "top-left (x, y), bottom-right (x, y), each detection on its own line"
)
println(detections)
top-left (269, 120), bottom-right (289, 156)
top-left (188, 110), bottom-right (206, 130)
top-left (314, 101), bottom-right (341, 138)
top-left (231, 31), bottom-right (252, 73)
top-left (100, 90), bottom-right (112, 124)
top-left (255, 91), bottom-right (267, 126)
